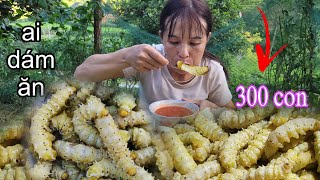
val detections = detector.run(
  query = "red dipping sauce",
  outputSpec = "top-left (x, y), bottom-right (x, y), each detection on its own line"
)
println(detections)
top-left (155, 106), bottom-right (193, 117)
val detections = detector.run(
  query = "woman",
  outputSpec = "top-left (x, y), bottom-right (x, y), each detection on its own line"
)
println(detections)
top-left (74, 0), bottom-right (235, 110)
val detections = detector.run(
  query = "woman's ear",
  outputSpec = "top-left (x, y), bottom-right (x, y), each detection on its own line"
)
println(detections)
top-left (159, 30), bottom-right (163, 43)
top-left (207, 32), bottom-right (212, 42)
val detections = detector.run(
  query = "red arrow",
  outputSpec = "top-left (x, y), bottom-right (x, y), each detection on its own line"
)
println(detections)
top-left (256, 7), bottom-right (288, 72)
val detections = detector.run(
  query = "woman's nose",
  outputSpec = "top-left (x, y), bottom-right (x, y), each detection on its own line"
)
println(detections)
top-left (178, 45), bottom-right (189, 59)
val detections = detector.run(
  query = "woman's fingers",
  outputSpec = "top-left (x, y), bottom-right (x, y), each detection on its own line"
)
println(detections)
top-left (145, 57), bottom-right (163, 68)
top-left (146, 46), bottom-right (169, 67)
top-left (137, 66), bottom-right (149, 72)
top-left (128, 44), bottom-right (169, 72)
top-left (142, 61), bottom-right (157, 71)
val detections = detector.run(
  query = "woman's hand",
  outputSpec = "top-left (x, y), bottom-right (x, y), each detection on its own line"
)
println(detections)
top-left (182, 98), bottom-right (219, 110)
top-left (74, 44), bottom-right (169, 82)
top-left (124, 44), bottom-right (169, 72)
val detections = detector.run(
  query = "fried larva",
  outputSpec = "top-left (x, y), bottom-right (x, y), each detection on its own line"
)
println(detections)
top-left (219, 121), bottom-right (267, 170)
top-left (113, 92), bottom-right (136, 117)
top-left (129, 127), bottom-right (152, 149)
top-left (264, 118), bottom-right (320, 159)
top-left (131, 146), bottom-right (156, 166)
top-left (30, 86), bottom-right (76, 161)
top-left (115, 110), bottom-right (151, 129)
top-left (72, 95), bottom-right (108, 148)
top-left (159, 126), bottom-right (197, 175)
top-left (0, 144), bottom-right (24, 168)
top-left (218, 104), bottom-right (276, 129)
top-left (192, 108), bottom-right (228, 141)
top-left (95, 115), bottom-right (137, 176)
top-left (238, 128), bottom-right (271, 167)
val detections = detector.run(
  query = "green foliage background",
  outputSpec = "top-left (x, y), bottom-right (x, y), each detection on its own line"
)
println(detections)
top-left (0, 0), bottom-right (319, 107)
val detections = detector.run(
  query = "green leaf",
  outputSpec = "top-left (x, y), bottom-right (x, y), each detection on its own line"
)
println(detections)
top-left (51, 26), bottom-right (59, 31)
top-left (38, 0), bottom-right (48, 9)
top-left (71, 25), bottom-right (80, 31)
top-left (56, 31), bottom-right (63, 36)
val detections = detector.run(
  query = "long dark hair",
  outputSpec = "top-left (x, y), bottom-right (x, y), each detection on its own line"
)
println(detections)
top-left (159, 0), bottom-right (229, 80)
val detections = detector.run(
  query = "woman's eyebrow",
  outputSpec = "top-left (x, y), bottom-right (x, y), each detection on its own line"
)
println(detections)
top-left (190, 36), bottom-right (202, 39)
top-left (168, 35), bottom-right (202, 39)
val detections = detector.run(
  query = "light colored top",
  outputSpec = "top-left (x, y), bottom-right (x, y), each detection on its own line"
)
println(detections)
top-left (123, 44), bottom-right (232, 108)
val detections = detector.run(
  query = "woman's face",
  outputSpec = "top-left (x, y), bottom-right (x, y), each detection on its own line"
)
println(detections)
top-left (161, 17), bottom-right (210, 77)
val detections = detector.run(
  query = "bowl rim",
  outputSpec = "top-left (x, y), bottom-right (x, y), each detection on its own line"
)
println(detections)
top-left (149, 99), bottom-right (199, 119)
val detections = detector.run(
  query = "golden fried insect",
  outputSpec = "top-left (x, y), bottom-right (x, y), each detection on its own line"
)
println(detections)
top-left (246, 160), bottom-right (292, 180)
top-left (238, 128), bottom-right (271, 167)
top-left (284, 173), bottom-right (301, 180)
top-left (269, 142), bottom-right (315, 173)
top-left (152, 133), bottom-right (174, 179)
top-left (173, 124), bottom-right (195, 134)
top-left (155, 150), bottom-right (174, 179)
top-left (30, 86), bottom-right (76, 161)
top-left (53, 140), bottom-right (107, 164)
top-left (113, 92), bottom-right (136, 117)
top-left (210, 141), bottom-right (224, 155)
top-left (178, 131), bottom-right (211, 162)
top-left (51, 164), bottom-right (69, 180)
top-left (72, 95), bottom-right (108, 148)
top-left (292, 150), bottom-right (316, 172)
top-left (0, 144), bottom-right (24, 168)
top-left (68, 82), bottom-right (96, 114)
top-left (210, 107), bottom-right (228, 121)
top-left (27, 161), bottom-right (52, 180)
top-left (131, 146), bottom-right (156, 166)
top-left (87, 158), bottom-right (154, 180)
top-left (159, 126), bottom-right (197, 175)
top-left (87, 158), bottom-right (130, 179)
top-left (50, 111), bottom-right (78, 142)
top-left (264, 118), bottom-right (320, 159)
top-left (270, 107), bottom-right (295, 127)
top-left (219, 121), bottom-right (267, 170)
top-left (0, 105), bottom-right (25, 143)
top-left (177, 61), bottom-right (209, 76)
top-left (95, 115), bottom-right (137, 176)
top-left (119, 129), bottom-right (131, 143)
top-left (179, 160), bottom-right (222, 180)
top-left (115, 110), bottom-right (151, 129)
top-left (192, 108), bottom-right (228, 141)
top-left (215, 168), bottom-right (248, 180)
top-left (0, 166), bottom-right (27, 180)
top-left (218, 104), bottom-right (276, 129)
top-left (61, 160), bottom-right (83, 180)
top-left (129, 127), bottom-right (152, 149)
top-left (95, 83), bottom-right (115, 101)
top-left (280, 134), bottom-right (309, 152)
top-left (185, 145), bottom-right (196, 159)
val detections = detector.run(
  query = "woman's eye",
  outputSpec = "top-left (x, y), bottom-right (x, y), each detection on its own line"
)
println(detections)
top-left (190, 43), bottom-right (200, 46)
top-left (169, 41), bottom-right (179, 45)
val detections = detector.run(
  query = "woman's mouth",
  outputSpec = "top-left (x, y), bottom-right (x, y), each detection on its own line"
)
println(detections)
top-left (167, 63), bottom-right (188, 74)
top-left (176, 61), bottom-right (209, 76)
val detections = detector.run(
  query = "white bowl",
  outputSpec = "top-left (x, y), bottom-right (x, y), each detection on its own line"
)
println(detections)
top-left (149, 100), bottom-right (199, 127)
